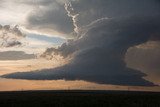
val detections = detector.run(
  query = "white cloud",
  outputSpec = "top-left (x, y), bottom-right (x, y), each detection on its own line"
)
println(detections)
top-left (0, 0), bottom-right (33, 25)
top-left (0, 25), bottom-right (25, 47)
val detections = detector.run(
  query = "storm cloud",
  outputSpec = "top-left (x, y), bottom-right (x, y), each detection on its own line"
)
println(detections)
top-left (2, 0), bottom-right (160, 86)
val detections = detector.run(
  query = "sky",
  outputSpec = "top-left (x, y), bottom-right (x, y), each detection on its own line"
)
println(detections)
top-left (0, 0), bottom-right (160, 91)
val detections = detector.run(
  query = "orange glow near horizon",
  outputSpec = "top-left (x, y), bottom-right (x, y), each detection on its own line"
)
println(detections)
top-left (0, 78), bottom-right (160, 92)
top-left (0, 59), bottom-right (159, 92)
top-left (0, 58), bottom-right (67, 75)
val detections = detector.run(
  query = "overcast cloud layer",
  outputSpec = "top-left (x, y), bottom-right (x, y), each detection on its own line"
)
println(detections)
top-left (2, 0), bottom-right (160, 86)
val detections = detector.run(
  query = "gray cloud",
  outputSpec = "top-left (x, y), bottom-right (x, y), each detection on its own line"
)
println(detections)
top-left (70, 0), bottom-right (160, 27)
top-left (40, 39), bottom-right (76, 59)
top-left (0, 25), bottom-right (25, 47)
top-left (25, 0), bottom-right (74, 37)
top-left (2, 0), bottom-right (160, 86)
top-left (0, 51), bottom-right (35, 60)
top-left (2, 0), bottom-right (160, 38)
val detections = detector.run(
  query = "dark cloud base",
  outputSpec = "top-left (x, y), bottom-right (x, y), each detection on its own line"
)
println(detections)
top-left (2, 67), bottom-right (154, 86)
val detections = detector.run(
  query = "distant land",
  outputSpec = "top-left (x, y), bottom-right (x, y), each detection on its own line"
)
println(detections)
top-left (0, 90), bottom-right (160, 107)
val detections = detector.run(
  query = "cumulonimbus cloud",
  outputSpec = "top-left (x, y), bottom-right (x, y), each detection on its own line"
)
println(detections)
top-left (3, 16), bottom-right (160, 86)
top-left (2, 0), bottom-right (160, 86)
